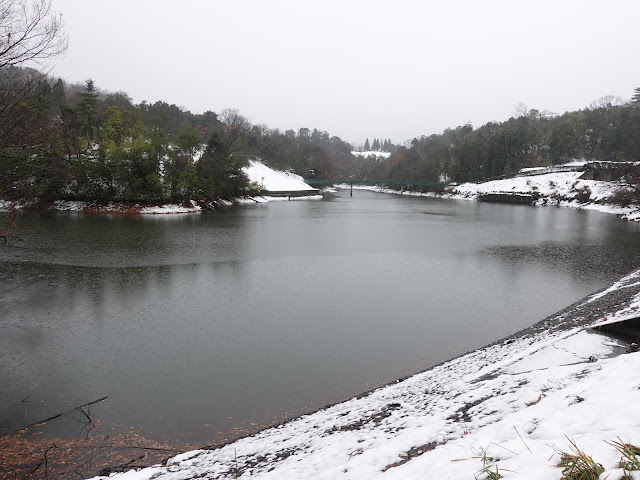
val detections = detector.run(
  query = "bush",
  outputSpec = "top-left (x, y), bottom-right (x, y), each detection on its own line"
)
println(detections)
top-left (608, 188), bottom-right (639, 207)
top-left (573, 185), bottom-right (592, 204)
top-left (530, 185), bottom-right (541, 201)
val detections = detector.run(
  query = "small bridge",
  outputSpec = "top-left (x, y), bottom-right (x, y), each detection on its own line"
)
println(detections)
top-left (303, 179), bottom-right (446, 196)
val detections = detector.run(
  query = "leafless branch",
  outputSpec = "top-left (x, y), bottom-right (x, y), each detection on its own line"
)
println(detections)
top-left (10, 396), bottom-right (109, 434)
top-left (0, 0), bottom-right (67, 69)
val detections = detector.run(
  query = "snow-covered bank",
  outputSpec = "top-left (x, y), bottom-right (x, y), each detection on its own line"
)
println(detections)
top-left (93, 270), bottom-right (640, 480)
top-left (0, 161), bottom-right (321, 214)
top-left (454, 170), bottom-right (640, 222)
top-left (0, 199), bottom-right (206, 214)
top-left (339, 166), bottom-right (640, 222)
top-left (243, 159), bottom-right (318, 193)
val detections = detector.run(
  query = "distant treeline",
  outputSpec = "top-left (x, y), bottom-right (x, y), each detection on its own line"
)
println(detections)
top-left (1, 65), bottom-right (639, 204)
top-left (361, 138), bottom-right (394, 152)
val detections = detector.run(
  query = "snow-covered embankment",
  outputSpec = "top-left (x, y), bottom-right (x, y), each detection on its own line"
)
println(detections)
top-left (93, 269), bottom-right (640, 479)
top-left (344, 164), bottom-right (640, 223)
top-left (454, 169), bottom-right (640, 222)
top-left (242, 159), bottom-right (321, 201)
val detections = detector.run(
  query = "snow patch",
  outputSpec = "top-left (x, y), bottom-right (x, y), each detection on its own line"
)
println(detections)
top-left (242, 159), bottom-right (317, 192)
top-left (261, 195), bottom-right (323, 202)
top-left (139, 202), bottom-right (201, 214)
top-left (351, 151), bottom-right (391, 159)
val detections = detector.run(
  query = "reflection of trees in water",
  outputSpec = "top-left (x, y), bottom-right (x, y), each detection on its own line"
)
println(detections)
top-left (0, 210), bottom-right (255, 319)
top-left (1, 210), bottom-right (252, 268)
top-left (481, 240), bottom-right (640, 282)
top-left (3, 203), bottom-right (640, 465)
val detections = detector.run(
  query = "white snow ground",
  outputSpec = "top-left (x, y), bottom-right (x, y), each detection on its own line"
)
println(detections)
top-left (92, 270), bottom-right (640, 480)
top-left (48, 200), bottom-right (206, 214)
top-left (468, 172), bottom-right (640, 221)
top-left (243, 159), bottom-right (318, 193)
top-left (351, 151), bottom-right (392, 159)
top-left (138, 202), bottom-right (202, 214)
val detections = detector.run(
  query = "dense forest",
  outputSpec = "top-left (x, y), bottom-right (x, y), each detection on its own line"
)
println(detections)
top-left (0, 68), bottom-right (361, 202)
top-left (0, 0), bottom-right (358, 203)
top-left (1, 0), bottom-right (639, 204)
top-left (2, 65), bottom-right (639, 204)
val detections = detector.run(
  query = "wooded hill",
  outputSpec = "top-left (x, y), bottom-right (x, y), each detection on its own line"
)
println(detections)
top-left (1, 0), bottom-right (639, 205)
top-left (356, 94), bottom-right (640, 186)
top-left (1, 66), bottom-right (639, 204)
top-left (0, 70), bottom-right (356, 202)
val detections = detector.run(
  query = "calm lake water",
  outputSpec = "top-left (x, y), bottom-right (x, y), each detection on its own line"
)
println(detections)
top-left (2, 190), bottom-right (640, 445)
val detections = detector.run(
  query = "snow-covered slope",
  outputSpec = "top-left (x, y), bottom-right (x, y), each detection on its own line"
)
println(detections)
top-left (341, 165), bottom-right (640, 222)
top-left (243, 159), bottom-right (317, 192)
top-left (454, 171), bottom-right (640, 222)
top-left (91, 270), bottom-right (640, 480)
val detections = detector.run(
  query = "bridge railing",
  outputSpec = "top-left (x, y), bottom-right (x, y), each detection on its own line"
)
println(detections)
top-left (303, 179), bottom-right (445, 188)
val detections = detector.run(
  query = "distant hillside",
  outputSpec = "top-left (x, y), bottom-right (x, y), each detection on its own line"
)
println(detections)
top-left (352, 94), bottom-right (640, 186)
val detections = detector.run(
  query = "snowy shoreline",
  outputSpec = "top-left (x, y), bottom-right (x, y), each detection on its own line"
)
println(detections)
top-left (0, 195), bottom-right (323, 215)
top-left (337, 167), bottom-right (640, 223)
top-left (0, 160), bottom-right (323, 215)
top-left (92, 268), bottom-right (640, 480)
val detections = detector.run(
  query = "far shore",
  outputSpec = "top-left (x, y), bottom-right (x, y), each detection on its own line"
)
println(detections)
top-left (335, 171), bottom-right (640, 223)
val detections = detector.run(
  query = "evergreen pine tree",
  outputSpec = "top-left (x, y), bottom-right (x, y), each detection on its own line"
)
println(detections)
top-left (364, 138), bottom-right (370, 151)
top-left (372, 138), bottom-right (379, 150)
top-left (77, 79), bottom-right (99, 140)
top-left (632, 86), bottom-right (640, 106)
top-left (50, 78), bottom-right (67, 111)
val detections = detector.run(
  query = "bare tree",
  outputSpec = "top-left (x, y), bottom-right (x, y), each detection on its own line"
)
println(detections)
top-left (0, 0), bottom-right (67, 69)
top-left (0, 1), bottom-right (67, 200)
top-left (513, 102), bottom-right (546, 119)
top-left (589, 95), bottom-right (625, 110)
top-left (219, 108), bottom-right (252, 154)
top-left (0, 0), bottom-right (67, 146)
top-left (513, 101), bottom-right (530, 118)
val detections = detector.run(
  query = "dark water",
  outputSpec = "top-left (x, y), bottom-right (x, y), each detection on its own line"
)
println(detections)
top-left (2, 190), bottom-right (640, 445)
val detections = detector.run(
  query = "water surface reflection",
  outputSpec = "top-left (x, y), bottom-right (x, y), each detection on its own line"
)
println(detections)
top-left (1, 191), bottom-right (639, 445)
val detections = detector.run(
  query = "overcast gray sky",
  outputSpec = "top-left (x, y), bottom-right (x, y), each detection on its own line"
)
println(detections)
top-left (49, 0), bottom-right (640, 145)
